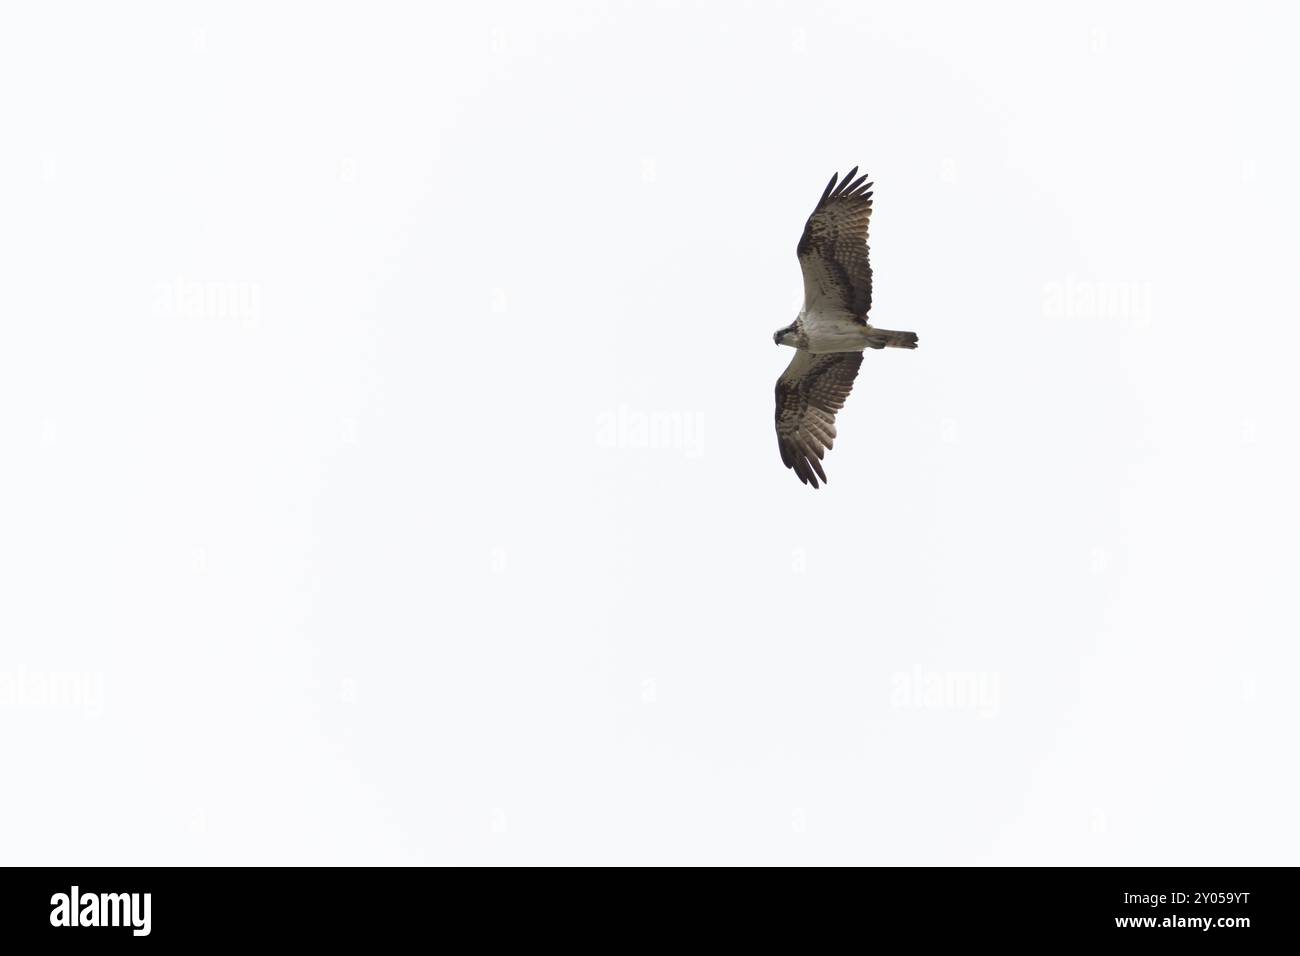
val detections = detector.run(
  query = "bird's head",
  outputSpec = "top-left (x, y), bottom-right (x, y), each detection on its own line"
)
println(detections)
top-left (773, 322), bottom-right (801, 348)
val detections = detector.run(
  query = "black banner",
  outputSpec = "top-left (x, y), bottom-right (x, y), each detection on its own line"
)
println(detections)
top-left (0, 867), bottom-right (1287, 944)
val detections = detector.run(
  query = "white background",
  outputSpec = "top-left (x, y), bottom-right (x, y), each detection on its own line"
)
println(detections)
top-left (1, 1), bottom-right (1296, 865)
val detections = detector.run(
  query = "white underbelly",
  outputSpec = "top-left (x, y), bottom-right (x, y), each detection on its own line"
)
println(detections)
top-left (803, 311), bottom-right (870, 353)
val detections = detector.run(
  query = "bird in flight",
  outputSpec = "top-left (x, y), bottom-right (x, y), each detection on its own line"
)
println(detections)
top-left (773, 167), bottom-right (918, 488)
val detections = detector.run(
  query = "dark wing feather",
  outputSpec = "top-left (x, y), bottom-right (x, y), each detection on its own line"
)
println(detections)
top-left (774, 350), bottom-right (864, 488)
top-left (797, 167), bottom-right (874, 319)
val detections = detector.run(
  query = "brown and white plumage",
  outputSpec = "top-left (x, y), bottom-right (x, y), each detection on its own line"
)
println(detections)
top-left (773, 168), bottom-right (918, 488)
top-left (798, 167), bottom-right (875, 319)
top-left (775, 350), bottom-right (863, 489)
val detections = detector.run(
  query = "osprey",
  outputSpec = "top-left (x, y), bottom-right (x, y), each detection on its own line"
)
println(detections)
top-left (774, 167), bottom-right (918, 488)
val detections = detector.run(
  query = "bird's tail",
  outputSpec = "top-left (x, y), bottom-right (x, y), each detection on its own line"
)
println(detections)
top-left (864, 328), bottom-right (918, 349)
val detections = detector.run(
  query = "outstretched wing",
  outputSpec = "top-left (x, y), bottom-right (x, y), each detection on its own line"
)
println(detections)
top-left (775, 350), bottom-right (864, 488)
top-left (797, 167), bottom-right (874, 319)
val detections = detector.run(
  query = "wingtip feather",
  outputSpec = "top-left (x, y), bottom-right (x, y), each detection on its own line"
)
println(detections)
top-left (819, 172), bottom-right (838, 203)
